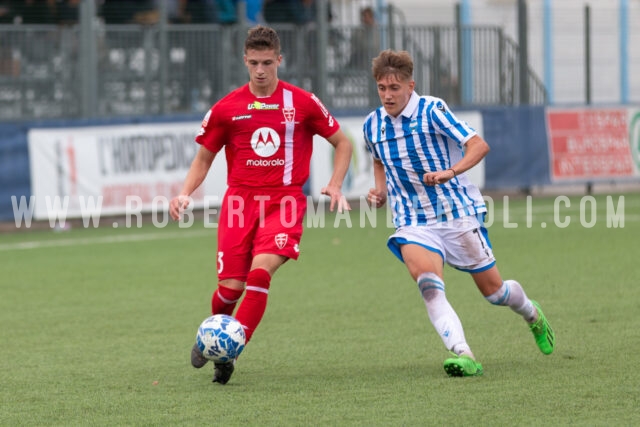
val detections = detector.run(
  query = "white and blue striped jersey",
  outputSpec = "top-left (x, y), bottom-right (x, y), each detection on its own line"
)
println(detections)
top-left (363, 92), bottom-right (487, 227)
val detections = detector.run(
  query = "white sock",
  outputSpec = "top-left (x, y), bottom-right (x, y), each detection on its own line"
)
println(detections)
top-left (485, 279), bottom-right (537, 323)
top-left (417, 272), bottom-right (470, 355)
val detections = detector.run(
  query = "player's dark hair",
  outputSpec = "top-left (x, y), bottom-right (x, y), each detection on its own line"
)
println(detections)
top-left (245, 25), bottom-right (281, 56)
top-left (372, 49), bottom-right (413, 82)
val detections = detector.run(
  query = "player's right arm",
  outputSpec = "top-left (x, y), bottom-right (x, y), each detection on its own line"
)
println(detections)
top-left (423, 134), bottom-right (490, 186)
top-left (367, 159), bottom-right (387, 208)
top-left (170, 146), bottom-right (217, 220)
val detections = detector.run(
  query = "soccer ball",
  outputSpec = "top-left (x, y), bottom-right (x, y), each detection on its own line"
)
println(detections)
top-left (196, 314), bottom-right (246, 363)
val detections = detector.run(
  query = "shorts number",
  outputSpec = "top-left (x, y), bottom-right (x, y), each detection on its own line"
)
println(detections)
top-left (217, 251), bottom-right (224, 274)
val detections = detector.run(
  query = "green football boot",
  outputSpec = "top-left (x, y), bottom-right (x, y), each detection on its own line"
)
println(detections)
top-left (443, 354), bottom-right (484, 377)
top-left (529, 300), bottom-right (555, 355)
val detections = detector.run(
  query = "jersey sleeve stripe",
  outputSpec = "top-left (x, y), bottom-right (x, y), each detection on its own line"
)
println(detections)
top-left (283, 88), bottom-right (294, 186)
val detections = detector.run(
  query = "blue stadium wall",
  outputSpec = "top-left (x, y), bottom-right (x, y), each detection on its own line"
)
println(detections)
top-left (480, 106), bottom-right (551, 189)
top-left (0, 106), bottom-right (551, 222)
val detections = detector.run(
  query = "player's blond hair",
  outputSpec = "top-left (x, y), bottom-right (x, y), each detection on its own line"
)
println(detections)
top-left (372, 50), bottom-right (413, 82)
top-left (245, 25), bottom-right (281, 56)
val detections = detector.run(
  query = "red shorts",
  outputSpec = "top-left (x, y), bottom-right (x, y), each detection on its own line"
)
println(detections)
top-left (216, 186), bottom-right (307, 281)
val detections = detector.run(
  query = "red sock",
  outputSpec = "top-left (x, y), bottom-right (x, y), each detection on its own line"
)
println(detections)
top-left (211, 285), bottom-right (244, 316)
top-left (234, 268), bottom-right (271, 344)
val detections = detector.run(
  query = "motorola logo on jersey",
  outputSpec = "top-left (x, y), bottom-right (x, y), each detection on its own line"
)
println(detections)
top-left (246, 158), bottom-right (285, 166)
top-left (251, 127), bottom-right (281, 157)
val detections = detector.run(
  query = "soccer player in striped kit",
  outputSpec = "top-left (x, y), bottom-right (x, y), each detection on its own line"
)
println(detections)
top-left (363, 50), bottom-right (554, 377)
top-left (170, 25), bottom-right (352, 384)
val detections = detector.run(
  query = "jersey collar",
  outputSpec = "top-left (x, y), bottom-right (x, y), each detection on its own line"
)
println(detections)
top-left (380, 91), bottom-right (420, 120)
top-left (401, 91), bottom-right (420, 118)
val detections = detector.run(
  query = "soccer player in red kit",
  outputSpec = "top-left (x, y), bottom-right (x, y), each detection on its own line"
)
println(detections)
top-left (169, 25), bottom-right (352, 385)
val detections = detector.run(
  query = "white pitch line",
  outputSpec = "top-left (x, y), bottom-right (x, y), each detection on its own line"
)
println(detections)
top-left (0, 230), bottom-right (210, 251)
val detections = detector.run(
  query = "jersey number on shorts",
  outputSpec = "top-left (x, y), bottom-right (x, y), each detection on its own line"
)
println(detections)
top-left (217, 251), bottom-right (224, 274)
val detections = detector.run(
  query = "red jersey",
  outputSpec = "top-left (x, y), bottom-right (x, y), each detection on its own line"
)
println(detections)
top-left (195, 80), bottom-right (340, 189)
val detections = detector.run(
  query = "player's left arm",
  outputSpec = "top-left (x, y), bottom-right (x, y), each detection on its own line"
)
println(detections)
top-left (322, 128), bottom-right (353, 212)
top-left (423, 135), bottom-right (490, 186)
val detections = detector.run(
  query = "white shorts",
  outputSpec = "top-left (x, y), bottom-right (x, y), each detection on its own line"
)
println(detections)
top-left (387, 216), bottom-right (496, 273)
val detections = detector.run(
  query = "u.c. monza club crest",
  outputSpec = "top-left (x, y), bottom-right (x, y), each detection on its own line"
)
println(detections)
top-left (283, 107), bottom-right (295, 123)
top-left (275, 233), bottom-right (288, 249)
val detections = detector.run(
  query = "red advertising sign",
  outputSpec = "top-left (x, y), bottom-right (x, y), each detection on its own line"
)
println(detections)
top-left (547, 109), bottom-right (635, 181)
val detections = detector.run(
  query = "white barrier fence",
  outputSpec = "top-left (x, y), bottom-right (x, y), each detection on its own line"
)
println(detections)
top-left (27, 113), bottom-right (484, 221)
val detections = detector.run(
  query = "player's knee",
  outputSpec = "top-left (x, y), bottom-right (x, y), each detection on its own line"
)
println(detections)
top-left (246, 268), bottom-right (271, 290)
